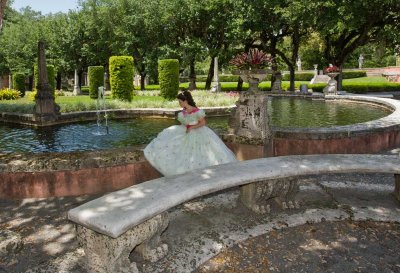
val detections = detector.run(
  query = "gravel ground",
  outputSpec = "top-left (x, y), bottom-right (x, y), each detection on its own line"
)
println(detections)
top-left (197, 220), bottom-right (400, 273)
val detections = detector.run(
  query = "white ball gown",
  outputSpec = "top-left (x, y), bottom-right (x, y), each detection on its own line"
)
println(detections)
top-left (144, 108), bottom-right (237, 176)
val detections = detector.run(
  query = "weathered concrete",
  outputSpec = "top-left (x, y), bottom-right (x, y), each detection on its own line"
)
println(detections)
top-left (0, 229), bottom-right (23, 256)
top-left (68, 154), bottom-right (400, 239)
top-left (77, 212), bottom-right (168, 273)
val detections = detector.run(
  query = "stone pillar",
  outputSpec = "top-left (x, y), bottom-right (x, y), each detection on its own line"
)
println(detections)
top-left (394, 174), bottom-right (400, 202)
top-left (313, 64), bottom-right (318, 76)
top-left (225, 84), bottom-right (300, 213)
top-left (8, 74), bottom-right (12, 89)
top-left (33, 41), bottom-right (60, 125)
top-left (73, 69), bottom-right (81, 95)
top-left (211, 57), bottom-right (221, 92)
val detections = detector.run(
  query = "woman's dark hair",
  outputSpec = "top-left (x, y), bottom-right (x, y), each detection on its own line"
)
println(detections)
top-left (177, 90), bottom-right (196, 107)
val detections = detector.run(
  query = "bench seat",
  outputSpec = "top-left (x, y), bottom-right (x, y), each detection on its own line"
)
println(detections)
top-left (68, 154), bottom-right (400, 238)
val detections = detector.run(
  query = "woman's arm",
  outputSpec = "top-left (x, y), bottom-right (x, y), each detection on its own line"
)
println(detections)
top-left (186, 118), bottom-right (206, 133)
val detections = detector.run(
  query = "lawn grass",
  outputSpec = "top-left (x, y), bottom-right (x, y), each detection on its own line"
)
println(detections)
top-left (1, 77), bottom-right (399, 114)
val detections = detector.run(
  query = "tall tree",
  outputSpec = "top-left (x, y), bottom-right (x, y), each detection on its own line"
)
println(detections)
top-left (315, 0), bottom-right (400, 89)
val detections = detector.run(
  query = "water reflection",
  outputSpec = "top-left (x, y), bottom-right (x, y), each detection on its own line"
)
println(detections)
top-left (0, 98), bottom-right (391, 153)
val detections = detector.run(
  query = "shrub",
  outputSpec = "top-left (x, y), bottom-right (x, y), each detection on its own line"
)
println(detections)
top-left (33, 64), bottom-right (56, 93)
top-left (88, 66), bottom-right (104, 99)
top-left (0, 88), bottom-right (21, 100)
top-left (158, 59), bottom-right (179, 100)
top-left (282, 72), bottom-right (315, 81)
top-left (342, 71), bottom-right (367, 79)
top-left (12, 73), bottom-right (26, 96)
top-left (109, 56), bottom-right (134, 102)
top-left (81, 86), bottom-right (89, 93)
top-left (310, 82), bottom-right (400, 93)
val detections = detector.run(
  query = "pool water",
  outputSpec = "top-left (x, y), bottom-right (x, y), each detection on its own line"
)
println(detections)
top-left (0, 98), bottom-right (391, 153)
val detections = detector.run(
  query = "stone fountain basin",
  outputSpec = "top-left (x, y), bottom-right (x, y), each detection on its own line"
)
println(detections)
top-left (1, 95), bottom-right (400, 199)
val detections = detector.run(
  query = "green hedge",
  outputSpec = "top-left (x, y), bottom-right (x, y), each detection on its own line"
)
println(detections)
top-left (282, 72), bottom-right (314, 81)
top-left (34, 64), bottom-right (55, 93)
top-left (158, 59), bottom-right (179, 100)
top-left (342, 71), bottom-right (367, 79)
top-left (310, 82), bottom-right (400, 93)
top-left (109, 56), bottom-right (134, 102)
top-left (81, 86), bottom-right (89, 93)
top-left (88, 66), bottom-right (104, 99)
top-left (0, 88), bottom-right (21, 100)
top-left (12, 73), bottom-right (26, 96)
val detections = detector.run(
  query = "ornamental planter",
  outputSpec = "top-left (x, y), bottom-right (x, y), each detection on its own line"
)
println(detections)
top-left (232, 69), bottom-right (268, 93)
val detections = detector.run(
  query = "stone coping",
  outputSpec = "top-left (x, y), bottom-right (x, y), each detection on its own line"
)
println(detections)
top-left (273, 95), bottom-right (400, 139)
top-left (67, 154), bottom-right (400, 238)
top-left (0, 147), bottom-right (146, 173)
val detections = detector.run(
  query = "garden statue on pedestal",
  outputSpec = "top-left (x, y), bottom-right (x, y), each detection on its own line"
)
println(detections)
top-left (323, 64), bottom-right (340, 95)
top-left (226, 48), bottom-right (300, 214)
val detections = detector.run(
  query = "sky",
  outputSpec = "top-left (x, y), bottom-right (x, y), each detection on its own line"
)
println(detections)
top-left (12, 0), bottom-right (80, 15)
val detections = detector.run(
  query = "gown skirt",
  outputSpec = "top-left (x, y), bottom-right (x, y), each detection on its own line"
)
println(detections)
top-left (144, 124), bottom-right (237, 176)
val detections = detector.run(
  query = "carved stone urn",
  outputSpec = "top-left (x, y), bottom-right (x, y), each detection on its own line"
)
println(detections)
top-left (232, 69), bottom-right (268, 93)
top-left (323, 72), bottom-right (340, 95)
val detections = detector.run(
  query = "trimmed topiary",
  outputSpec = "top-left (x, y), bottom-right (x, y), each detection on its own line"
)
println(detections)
top-left (109, 56), bottom-right (134, 102)
top-left (33, 64), bottom-right (56, 93)
top-left (12, 73), bottom-right (26, 96)
top-left (158, 59), bottom-right (179, 100)
top-left (88, 66), bottom-right (104, 99)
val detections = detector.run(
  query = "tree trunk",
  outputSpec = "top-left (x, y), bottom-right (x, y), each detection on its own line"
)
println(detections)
top-left (28, 75), bottom-right (33, 91)
top-left (0, 0), bottom-right (7, 30)
top-left (337, 64), bottom-right (343, 91)
top-left (237, 77), bottom-right (243, 91)
top-left (56, 72), bottom-right (62, 90)
top-left (289, 66), bottom-right (295, 91)
top-left (188, 58), bottom-right (197, 90)
top-left (205, 56), bottom-right (215, 90)
top-left (140, 72), bottom-right (146, 91)
top-left (78, 70), bottom-right (83, 88)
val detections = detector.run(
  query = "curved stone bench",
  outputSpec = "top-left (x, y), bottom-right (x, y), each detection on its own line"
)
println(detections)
top-left (68, 154), bottom-right (400, 273)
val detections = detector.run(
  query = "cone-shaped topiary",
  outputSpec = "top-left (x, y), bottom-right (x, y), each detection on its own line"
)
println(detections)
top-left (109, 56), bottom-right (134, 102)
top-left (12, 73), bottom-right (26, 96)
top-left (88, 66), bottom-right (104, 99)
top-left (158, 59), bottom-right (179, 100)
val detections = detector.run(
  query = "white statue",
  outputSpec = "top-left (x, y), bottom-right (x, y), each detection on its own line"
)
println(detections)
top-left (358, 54), bottom-right (364, 69)
top-left (296, 56), bottom-right (302, 71)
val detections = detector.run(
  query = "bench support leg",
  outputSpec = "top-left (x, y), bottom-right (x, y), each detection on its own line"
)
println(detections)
top-left (394, 174), bottom-right (400, 203)
top-left (77, 212), bottom-right (169, 273)
top-left (240, 178), bottom-right (300, 214)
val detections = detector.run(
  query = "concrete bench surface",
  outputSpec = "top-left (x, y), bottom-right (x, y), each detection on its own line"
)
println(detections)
top-left (68, 154), bottom-right (400, 238)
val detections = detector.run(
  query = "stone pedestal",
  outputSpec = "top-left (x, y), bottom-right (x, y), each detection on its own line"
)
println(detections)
top-left (226, 85), bottom-right (301, 214)
top-left (33, 41), bottom-right (60, 125)
top-left (73, 69), bottom-right (81, 95)
top-left (228, 91), bottom-right (271, 146)
top-left (323, 73), bottom-right (339, 94)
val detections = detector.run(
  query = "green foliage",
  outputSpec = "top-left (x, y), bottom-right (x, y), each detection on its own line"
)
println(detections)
top-left (0, 88), bottom-right (22, 100)
top-left (310, 82), bottom-right (400, 93)
top-left (342, 71), bottom-right (367, 79)
top-left (109, 56), bottom-right (134, 102)
top-left (88, 66), bottom-right (104, 99)
top-left (81, 86), bottom-right (89, 93)
top-left (158, 59), bottom-right (179, 100)
top-left (34, 64), bottom-right (56, 93)
top-left (12, 73), bottom-right (26, 96)
top-left (282, 73), bottom-right (314, 81)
